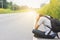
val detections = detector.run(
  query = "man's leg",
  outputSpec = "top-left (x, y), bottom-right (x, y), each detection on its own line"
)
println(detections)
top-left (32, 29), bottom-right (45, 38)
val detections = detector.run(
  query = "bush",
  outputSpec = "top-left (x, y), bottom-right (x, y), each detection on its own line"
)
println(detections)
top-left (38, 0), bottom-right (60, 20)
top-left (0, 8), bottom-right (12, 14)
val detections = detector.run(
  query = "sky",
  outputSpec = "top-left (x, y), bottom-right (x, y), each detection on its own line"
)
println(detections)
top-left (7, 0), bottom-right (50, 8)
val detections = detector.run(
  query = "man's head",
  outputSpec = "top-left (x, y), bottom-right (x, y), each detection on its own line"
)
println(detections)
top-left (39, 14), bottom-right (44, 17)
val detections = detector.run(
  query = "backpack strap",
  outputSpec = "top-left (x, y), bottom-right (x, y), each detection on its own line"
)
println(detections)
top-left (44, 16), bottom-right (52, 29)
top-left (56, 33), bottom-right (60, 39)
top-left (44, 16), bottom-right (52, 35)
top-left (44, 25), bottom-right (52, 35)
top-left (44, 16), bottom-right (51, 20)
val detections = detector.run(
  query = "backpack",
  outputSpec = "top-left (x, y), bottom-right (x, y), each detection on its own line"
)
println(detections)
top-left (45, 16), bottom-right (60, 33)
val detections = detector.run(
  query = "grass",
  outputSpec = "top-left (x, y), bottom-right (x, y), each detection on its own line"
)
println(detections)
top-left (0, 8), bottom-right (30, 14)
top-left (0, 8), bottom-right (13, 14)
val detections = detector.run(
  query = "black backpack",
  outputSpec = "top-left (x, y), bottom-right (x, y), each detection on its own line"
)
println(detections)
top-left (45, 16), bottom-right (60, 33)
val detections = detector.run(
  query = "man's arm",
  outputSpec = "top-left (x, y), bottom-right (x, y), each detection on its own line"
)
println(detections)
top-left (35, 24), bottom-right (39, 30)
top-left (34, 14), bottom-right (40, 30)
top-left (34, 15), bottom-right (44, 30)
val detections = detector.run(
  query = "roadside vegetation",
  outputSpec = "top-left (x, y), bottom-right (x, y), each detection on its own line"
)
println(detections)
top-left (0, 8), bottom-right (29, 14)
top-left (0, 0), bottom-right (29, 14)
top-left (37, 0), bottom-right (60, 20)
top-left (0, 8), bottom-right (13, 14)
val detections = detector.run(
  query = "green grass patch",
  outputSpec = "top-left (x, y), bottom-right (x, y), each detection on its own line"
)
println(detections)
top-left (0, 8), bottom-right (13, 14)
top-left (0, 8), bottom-right (30, 14)
top-left (14, 9), bottom-right (30, 13)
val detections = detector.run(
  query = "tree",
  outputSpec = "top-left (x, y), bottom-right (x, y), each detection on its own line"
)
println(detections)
top-left (3, 0), bottom-right (7, 8)
top-left (0, 0), bottom-right (3, 8)
top-left (7, 1), bottom-right (12, 9)
top-left (0, 0), bottom-right (7, 8)
top-left (11, 4), bottom-right (20, 10)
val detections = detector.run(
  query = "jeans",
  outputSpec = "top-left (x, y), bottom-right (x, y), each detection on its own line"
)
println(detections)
top-left (50, 33), bottom-right (57, 38)
top-left (32, 29), bottom-right (56, 39)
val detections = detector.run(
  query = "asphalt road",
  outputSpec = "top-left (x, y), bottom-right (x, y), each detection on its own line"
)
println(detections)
top-left (0, 12), bottom-right (60, 40)
top-left (0, 11), bottom-right (37, 40)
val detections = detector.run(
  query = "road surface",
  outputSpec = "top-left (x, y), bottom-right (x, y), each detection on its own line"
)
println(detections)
top-left (0, 12), bottom-right (60, 40)
top-left (0, 11), bottom-right (36, 40)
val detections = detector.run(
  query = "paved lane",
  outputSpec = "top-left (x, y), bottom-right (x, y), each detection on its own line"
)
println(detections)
top-left (0, 12), bottom-right (36, 40)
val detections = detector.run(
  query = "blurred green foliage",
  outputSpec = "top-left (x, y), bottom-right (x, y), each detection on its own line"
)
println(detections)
top-left (0, 8), bottom-right (13, 13)
top-left (0, 0), bottom-right (7, 8)
top-left (38, 0), bottom-right (60, 19)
